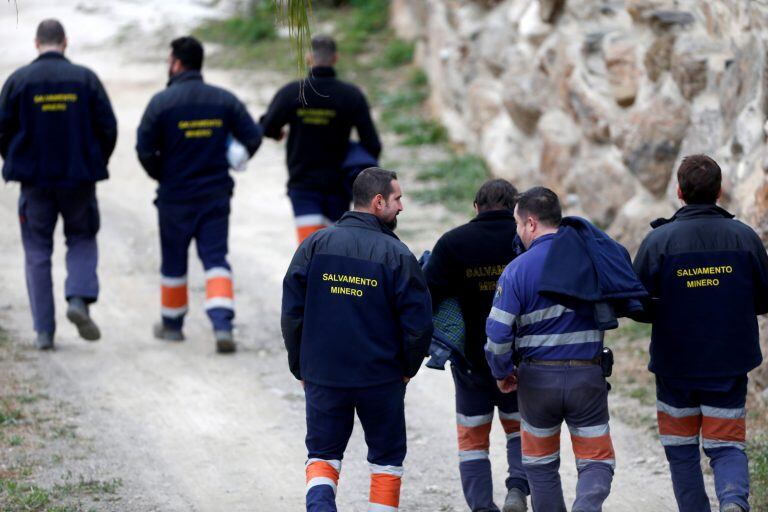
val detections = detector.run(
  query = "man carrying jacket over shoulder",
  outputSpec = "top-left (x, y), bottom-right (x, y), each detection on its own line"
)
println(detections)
top-left (136, 36), bottom-right (262, 353)
top-left (281, 167), bottom-right (432, 512)
top-left (634, 154), bottom-right (768, 512)
top-left (0, 19), bottom-right (117, 349)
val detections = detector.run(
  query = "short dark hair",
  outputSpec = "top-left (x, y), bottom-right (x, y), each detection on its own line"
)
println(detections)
top-left (36, 19), bottom-right (66, 46)
top-left (677, 154), bottom-right (721, 204)
top-left (171, 36), bottom-right (204, 71)
top-left (311, 35), bottom-right (337, 66)
top-left (353, 167), bottom-right (398, 207)
top-left (474, 179), bottom-right (518, 212)
top-left (515, 186), bottom-right (562, 227)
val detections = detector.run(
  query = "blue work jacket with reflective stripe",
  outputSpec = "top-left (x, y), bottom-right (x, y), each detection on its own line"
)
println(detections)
top-left (485, 234), bottom-right (602, 380)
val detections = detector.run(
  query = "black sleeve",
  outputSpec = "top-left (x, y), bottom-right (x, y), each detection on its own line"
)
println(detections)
top-left (632, 234), bottom-right (659, 323)
top-left (0, 75), bottom-right (19, 159)
top-left (89, 72), bottom-right (118, 163)
top-left (230, 97), bottom-right (262, 156)
top-left (280, 240), bottom-right (312, 380)
top-left (135, 96), bottom-right (163, 180)
top-left (395, 252), bottom-right (434, 378)
top-left (749, 232), bottom-right (768, 315)
top-left (259, 84), bottom-right (294, 140)
top-left (423, 235), bottom-right (455, 311)
top-left (353, 91), bottom-right (381, 159)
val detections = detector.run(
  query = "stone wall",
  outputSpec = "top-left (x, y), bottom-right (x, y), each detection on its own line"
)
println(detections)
top-left (392, 0), bottom-right (768, 392)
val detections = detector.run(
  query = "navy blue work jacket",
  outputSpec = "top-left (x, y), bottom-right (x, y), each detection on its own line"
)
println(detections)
top-left (538, 216), bottom-right (647, 328)
top-left (281, 211), bottom-right (433, 387)
top-left (136, 70), bottom-right (262, 202)
top-left (634, 204), bottom-right (768, 379)
top-left (0, 52), bottom-right (117, 187)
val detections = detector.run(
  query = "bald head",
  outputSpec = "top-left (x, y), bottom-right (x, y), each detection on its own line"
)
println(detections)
top-left (35, 19), bottom-right (67, 53)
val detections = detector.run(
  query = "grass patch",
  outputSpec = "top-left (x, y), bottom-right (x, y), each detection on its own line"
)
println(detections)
top-left (414, 155), bottom-right (491, 209)
top-left (195, 1), bottom-right (277, 45)
top-left (0, 479), bottom-right (52, 511)
top-left (377, 39), bottom-right (415, 68)
top-left (615, 319), bottom-right (652, 341)
top-left (749, 436), bottom-right (768, 510)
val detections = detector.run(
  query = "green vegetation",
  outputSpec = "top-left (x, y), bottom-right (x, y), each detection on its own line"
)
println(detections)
top-left (196, 3), bottom-right (277, 45)
top-left (615, 319), bottom-right (652, 341)
top-left (414, 155), bottom-right (491, 210)
top-left (378, 39), bottom-right (415, 68)
top-left (749, 436), bottom-right (768, 509)
top-left (0, 476), bottom-right (121, 512)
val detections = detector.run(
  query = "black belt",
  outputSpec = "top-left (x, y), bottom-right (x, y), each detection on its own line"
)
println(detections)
top-left (524, 357), bottom-right (601, 367)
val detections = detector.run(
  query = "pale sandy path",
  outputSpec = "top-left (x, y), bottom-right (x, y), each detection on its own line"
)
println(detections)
top-left (0, 2), bottom-right (711, 510)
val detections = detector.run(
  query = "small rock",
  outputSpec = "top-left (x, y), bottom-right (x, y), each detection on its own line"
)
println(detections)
top-left (539, 0), bottom-right (566, 24)
top-left (647, 10), bottom-right (696, 34)
top-left (644, 34), bottom-right (675, 81)
top-left (603, 36), bottom-right (639, 107)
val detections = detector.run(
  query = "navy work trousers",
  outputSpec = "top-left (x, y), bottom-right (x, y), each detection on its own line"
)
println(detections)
top-left (288, 188), bottom-right (350, 243)
top-left (18, 184), bottom-right (99, 335)
top-left (157, 194), bottom-right (233, 332)
top-left (452, 366), bottom-right (528, 511)
top-left (656, 376), bottom-right (750, 511)
top-left (304, 380), bottom-right (407, 512)
top-left (516, 362), bottom-right (615, 512)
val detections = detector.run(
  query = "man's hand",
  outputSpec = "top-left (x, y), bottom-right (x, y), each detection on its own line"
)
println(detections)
top-left (300, 380), bottom-right (305, 389)
top-left (497, 372), bottom-right (518, 393)
top-left (403, 377), bottom-right (410, 384)
top-left (277, 129), bottom-right (286, 141)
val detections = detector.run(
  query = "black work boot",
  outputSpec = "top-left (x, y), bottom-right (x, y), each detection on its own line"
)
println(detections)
top-left (153, 322), bottom-right (184, 342)
top-left (66, 297), bottom-right (101, 341)
top-left (214, 330), bottom-right (236, 354)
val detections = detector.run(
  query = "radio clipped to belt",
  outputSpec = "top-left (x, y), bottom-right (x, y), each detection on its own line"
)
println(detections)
top-left (601, 347), bottom-right (614, 391)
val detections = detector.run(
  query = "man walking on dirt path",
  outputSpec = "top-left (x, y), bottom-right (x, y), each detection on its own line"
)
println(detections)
top-left (261, 35), bottom-right (381, 244)
top-left (281, 167), bottom-right (432, 512)
top-left (633, 154), bottom-right (768, 512)
top-left (0, 19), bottom-right (117, 350)
top-left (136, 36), bottom-right (262, 353)
top-left (486, 188), bottom-right (626, 512)
top-left (424, 179), bottom-right (529, 512)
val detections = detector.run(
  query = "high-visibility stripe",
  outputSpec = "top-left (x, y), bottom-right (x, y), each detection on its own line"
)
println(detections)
top-left (369, 504), bottom-right (398, 512)
top-left (489, 307), bottom-right (516, 326)
top-left (457, 413), bottom-right (493, 427)
top-left (499, 411), bottom-right (521, 436)
top-left (161, 275), bottom-right (187, 287)
top-left (702, 416), bottom-right (746, 443)
top-left (656, 401), bottom-right (701, 418)
top-left (517, 330), bottom-right (603, 348)
top-left (297, 224), bottom-right (324, 244)
top-left (522, 452), bottom-right (560, 465)
top-left (295, 214), bottom-right (330, 227)
top-left (206, 276), bottom-right (234, 299)
top-left (306, 459), bottom-right (340, 494)
top-left (457, 422), bottom-right (492, 452)
top-left (458, 449), bottom-right (489, 462)
top-left (660, 434), bottom-right (700, 446)
top-left (518, 304), bottom-right (572, 326)
top-left (205, 297), bottom-right (235, 310)
top-left (576, 458), bottom-right (616, 469)
top-left (369, 472), bottom-right (401, 508)
top-left (521, 422), bottom-right (560, 458)
top-left (369, 464), bottom-right (403, 477)
top-left (161, 306), bottom-right (188, 318)
top-left (702, 439), bottom-right (745, 451)
top-left (161, 283), bottom-right (188, 309)
top-left (701, 405), bottom-right (746, 420)
top-left (657, 411), bottom-right (701, 438)
top-left (485, 338), bottom-right (513, 355)
top-left (571, 432), bottom-right (615, 462)
top-left (569, 424), bottom-right (610, 438)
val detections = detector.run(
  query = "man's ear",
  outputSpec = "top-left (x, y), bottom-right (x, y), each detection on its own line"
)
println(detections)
top-left (677, 185), bottom-right (684, 202)
top-left (717, 187), bottom-right (723, 201)
top-left (305, 52), bottom-right (313, 67)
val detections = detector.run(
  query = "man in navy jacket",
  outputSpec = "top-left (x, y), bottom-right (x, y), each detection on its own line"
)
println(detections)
top-left (261, 35), bottom-right (381, 244)
top-left (0, 19), bottom-right (117, 349)
top-left (634, 154), bottom-right (768, 512)
top-left (136, 36), bottom-right (262, 353)
top-left (281, 167), bottom-right (432, 512)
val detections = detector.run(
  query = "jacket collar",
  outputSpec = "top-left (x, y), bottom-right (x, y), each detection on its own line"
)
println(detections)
top-left (529, 232), bottom-right (555, 249)
top-left (650, 204), bottom-right (734, 229)
top-left (35, 51), bottom-right (67, 62)
top-left (309, 66), bottom-right (336, 79)
top-left (167, 70), bottom-right (203, 87)
top-left (338, 211), bottom-right (399, 240)
top-left (471, 209), bottom-right (515, 223)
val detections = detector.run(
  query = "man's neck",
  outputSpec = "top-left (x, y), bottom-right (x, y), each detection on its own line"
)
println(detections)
top-left (531, 227), bottom-right (558, 242)
top-left (38, 46), bottom-right (64, 55)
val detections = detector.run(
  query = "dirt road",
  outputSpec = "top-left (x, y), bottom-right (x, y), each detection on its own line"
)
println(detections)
top-left (0, 2), bottom-right (714, 510)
